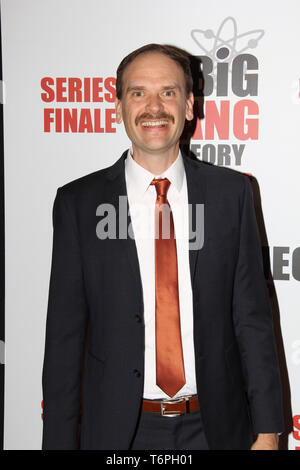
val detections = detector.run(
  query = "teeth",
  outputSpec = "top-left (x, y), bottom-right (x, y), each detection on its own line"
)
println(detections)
top-left (141, 121), bottom-right (168, 127)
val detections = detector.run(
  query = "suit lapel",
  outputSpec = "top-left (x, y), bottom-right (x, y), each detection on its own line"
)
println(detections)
top-left (182, 154), bottom-right (207, 286)
top-left (104, 151), bottom-right (143, 301)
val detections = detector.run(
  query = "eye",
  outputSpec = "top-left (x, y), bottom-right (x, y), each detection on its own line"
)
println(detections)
top-left (163, 90), bottom-right (175, 97)
top-left (133, 91), bottom-right (144, 97)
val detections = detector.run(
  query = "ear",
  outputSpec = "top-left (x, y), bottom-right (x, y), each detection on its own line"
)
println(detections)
top-left (185, 92), bottom-right (194, 121)
top-left (115, 98), bottom-right (123, 124)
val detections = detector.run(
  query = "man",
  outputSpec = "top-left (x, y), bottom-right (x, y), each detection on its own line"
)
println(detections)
top-left (42, 44), bottom-right (284, 450)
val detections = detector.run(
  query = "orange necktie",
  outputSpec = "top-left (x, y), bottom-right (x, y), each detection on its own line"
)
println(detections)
top-left (151, 178), bottom-right (186, 397)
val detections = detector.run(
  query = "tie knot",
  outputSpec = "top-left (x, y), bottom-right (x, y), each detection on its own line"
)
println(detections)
top-left (150, 178), bottom-right (171, 198)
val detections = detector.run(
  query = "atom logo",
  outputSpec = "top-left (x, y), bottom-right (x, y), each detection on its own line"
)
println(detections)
top-left (191, 16), bottom-right (265, 65)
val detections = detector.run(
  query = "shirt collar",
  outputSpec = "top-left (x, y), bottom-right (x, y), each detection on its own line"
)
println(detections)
top-left (125, 147), bottom-right (185, 200)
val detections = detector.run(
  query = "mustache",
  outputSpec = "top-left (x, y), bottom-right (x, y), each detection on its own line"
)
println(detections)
top-left (135, 113), bottom-right (175, 126)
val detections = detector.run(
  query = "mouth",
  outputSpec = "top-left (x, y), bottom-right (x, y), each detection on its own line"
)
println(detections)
top-left (140, 120), bottom-right (169, 129)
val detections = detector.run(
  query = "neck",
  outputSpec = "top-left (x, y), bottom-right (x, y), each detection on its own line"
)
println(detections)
top-left (131, 144), bottom-right (179, 175)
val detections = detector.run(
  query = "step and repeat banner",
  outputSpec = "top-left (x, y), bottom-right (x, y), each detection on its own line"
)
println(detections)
top-left (1, 0), bottom-right (299, 450)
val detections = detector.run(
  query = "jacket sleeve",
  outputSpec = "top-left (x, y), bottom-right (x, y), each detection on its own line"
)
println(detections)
top-left (42, 187), bottom-right (89, 449)
top-left (232, 176), bottom-right (284, 434)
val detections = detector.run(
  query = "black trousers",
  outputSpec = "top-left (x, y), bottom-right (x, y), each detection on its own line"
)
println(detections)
top-left (130, 409), bottom-right (210, 450)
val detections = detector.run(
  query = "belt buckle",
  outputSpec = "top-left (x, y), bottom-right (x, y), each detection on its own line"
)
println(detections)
top-left (160, 396), bottom-right (192, 417)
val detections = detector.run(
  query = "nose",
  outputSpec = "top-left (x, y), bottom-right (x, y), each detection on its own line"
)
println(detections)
top-left (146, 93), bottom-right (164, 115)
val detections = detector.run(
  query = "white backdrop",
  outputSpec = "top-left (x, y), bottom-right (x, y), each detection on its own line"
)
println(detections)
top-left (1, 0), bottom-right (299, 450)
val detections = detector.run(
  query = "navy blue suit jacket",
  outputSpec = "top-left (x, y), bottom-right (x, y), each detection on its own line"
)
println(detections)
top-left (42, 151), bottom-right (284, 449)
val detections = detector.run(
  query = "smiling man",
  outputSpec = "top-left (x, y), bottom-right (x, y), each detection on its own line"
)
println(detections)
top-left (115, 50), bottom-right (194, 173)
top-left (42, 44), bottom-right (284, 450)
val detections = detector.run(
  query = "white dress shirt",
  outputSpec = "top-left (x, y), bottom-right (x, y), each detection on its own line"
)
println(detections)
top-left (125, 149), bottom-right (197, 399)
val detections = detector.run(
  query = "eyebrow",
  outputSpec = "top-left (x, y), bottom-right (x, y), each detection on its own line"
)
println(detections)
top-left (126, 86), bottom-right (146, 94)
top-left (125, 84), bottom-right (181, 94)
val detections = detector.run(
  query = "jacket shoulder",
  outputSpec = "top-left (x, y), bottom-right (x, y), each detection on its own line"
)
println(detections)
top-left (185, 156), bottom-right (251, 193)
top-left (55, 151), bottom-right (127, 197)
top-left (58, 167), bottom-right (109, 195)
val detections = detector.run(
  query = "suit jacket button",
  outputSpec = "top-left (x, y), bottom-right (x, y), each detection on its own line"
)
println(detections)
top-left (135, 314), bottom-right (142, 323)
top-left (133, 369), bottom-right (141, 378)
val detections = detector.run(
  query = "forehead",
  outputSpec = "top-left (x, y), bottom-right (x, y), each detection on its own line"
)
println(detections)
top-left (122, 52), bottom-right (185, 87)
